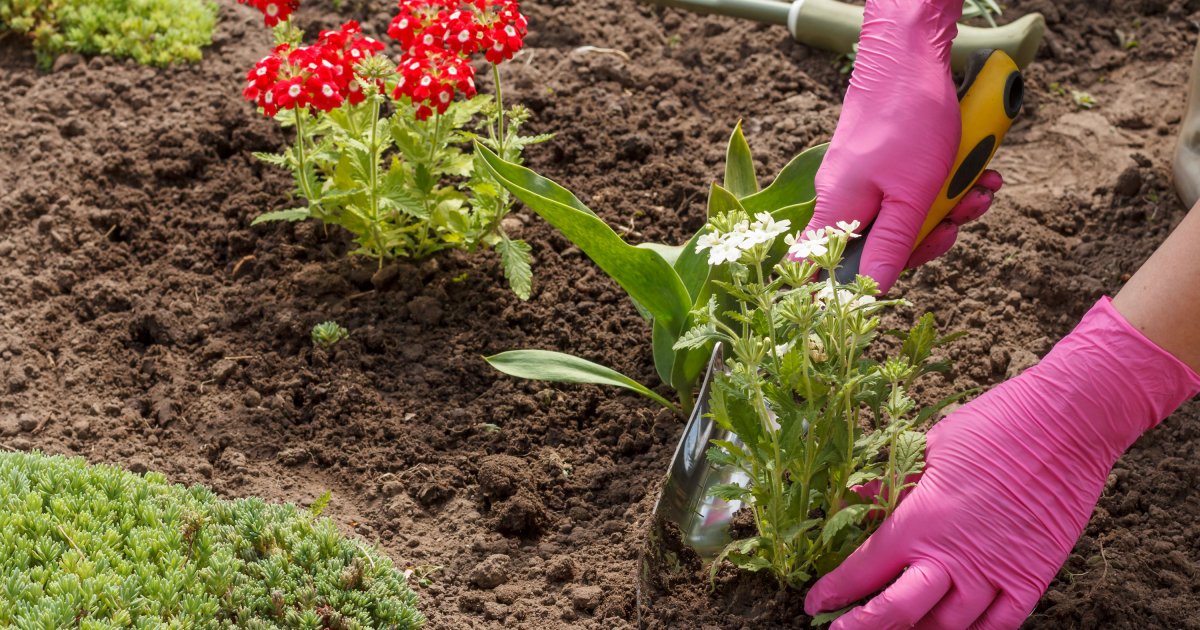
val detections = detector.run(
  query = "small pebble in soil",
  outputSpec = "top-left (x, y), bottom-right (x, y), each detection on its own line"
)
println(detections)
top-left (470, 554), bottom-right (511, 589)
top-left (570, 585), bottom-right (604, 612)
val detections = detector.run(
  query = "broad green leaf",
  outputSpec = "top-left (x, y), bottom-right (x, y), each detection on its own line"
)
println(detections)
top-left (741, 143), bottom-right (827, 216)
top-left (672, 231), bottom-right (713, 302)
top-left (484, 350), bottom-right (676, 410)
top-left (707, 182), bottom-right (745, 219)
top-left (651, 321), bottom-right (677, 390)
top-left (724, 121), bottom-right (758, 199)
top-left (496, 236), bottom-right (533, 301)
top-left (819, 504), bottom-right (870, 546)
top-left (251, 208), bottom-right (310, 225)
top-left (477, 144), bottom-right (691, 335)
top-left (636, 242), bottom-right (686, 267)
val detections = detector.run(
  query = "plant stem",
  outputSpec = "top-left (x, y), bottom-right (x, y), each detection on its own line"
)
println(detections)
top-left (492, 63), bottom-right (507, 156)
top-left (293, 109), bottom-right (317, 217)
top-left (368, 97), bottom-right (384, 269)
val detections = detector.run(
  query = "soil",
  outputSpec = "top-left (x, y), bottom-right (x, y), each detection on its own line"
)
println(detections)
top-left (1, 0), bottom-right (1198, 628)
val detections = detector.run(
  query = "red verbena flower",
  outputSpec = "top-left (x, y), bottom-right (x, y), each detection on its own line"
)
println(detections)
top-left (238, 0), bottom-right (300, 28)
top-left (386, 1), bottom-right (524, 118)
top-left (243, 21), bottom-right (387, 117)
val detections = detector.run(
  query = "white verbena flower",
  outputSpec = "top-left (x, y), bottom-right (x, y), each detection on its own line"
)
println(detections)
top-left (741, 212), bottom-right (791, 247)
top-left (695, 231), bottom-right (722, 253)
top-left (785, 228), bottom-right (829, 260)
top-left (725, 220), bottom-right (753, 250)
top-left (835, 220), bottom-right (862, 238)
top-left (708, 238), bottom-right (744, 265)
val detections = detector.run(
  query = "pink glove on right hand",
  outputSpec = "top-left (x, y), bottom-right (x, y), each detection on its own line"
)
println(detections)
top-left (806, 0), bottom-right (1002, 291)
top-left (806, 297), bottom-right (1200, 629)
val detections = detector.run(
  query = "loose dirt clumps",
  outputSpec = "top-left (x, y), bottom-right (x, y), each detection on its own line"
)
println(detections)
top-left (1, 0), bottom-right (1199, 628)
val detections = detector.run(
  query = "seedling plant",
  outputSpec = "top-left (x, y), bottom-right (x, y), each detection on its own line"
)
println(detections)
top-left (678, 217), bottom-right (965, 587)
top-left (240, 0), bottom-right (549, 298)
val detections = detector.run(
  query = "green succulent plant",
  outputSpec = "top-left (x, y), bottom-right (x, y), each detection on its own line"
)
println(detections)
top-left (0, 451), bottom-right (424, 629)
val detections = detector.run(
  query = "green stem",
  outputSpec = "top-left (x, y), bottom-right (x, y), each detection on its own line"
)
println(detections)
top-left (368, 97), bottom-right (384, 269)
top-left (492, 63), bottom-right (507, 156)
top-left (293, 109), bottom-right (317, 216)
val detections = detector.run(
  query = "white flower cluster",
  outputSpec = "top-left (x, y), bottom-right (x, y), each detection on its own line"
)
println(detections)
top-left (815, 281), bottom-right (876, 310)
top-left (696, 212), bottom-right (793, 265)
top-left (783, 220), bottom-right (861, 260)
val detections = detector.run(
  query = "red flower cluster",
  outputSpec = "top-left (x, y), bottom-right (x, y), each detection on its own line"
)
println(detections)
top-left (388, 0), bottom-right (528, 120)
top-left (242, 21), bottom-right (385, 117)
top-left (238, 0), bottom-right (300, 28)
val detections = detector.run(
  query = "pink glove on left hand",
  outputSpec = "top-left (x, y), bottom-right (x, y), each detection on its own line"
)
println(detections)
top-left (806, 0), bottom-right (1001, 291)
top-left (805, 297), bottom-right (1200, 629)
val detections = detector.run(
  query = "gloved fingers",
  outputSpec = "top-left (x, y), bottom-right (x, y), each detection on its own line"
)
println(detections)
top-left (859, 197), bottom-right (928, 292)
top-left (804, 519), bottom-right (909, 616)
top-left (974, 169), bottom-right (1004, 194)
top-left (829, 561), bottom-right (952, 630)
top-left (915, 579), bottom-right (998, 630)
top-left (969, 593), bottom-right (1035, 630)
top-left (906, 222), bottom-right (958, 269)
top-left (944, 183), bottom-right (996, 226)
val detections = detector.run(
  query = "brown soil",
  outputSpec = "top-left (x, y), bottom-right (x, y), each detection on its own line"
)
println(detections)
top-left (1, 0), bottom-right (1198, 628)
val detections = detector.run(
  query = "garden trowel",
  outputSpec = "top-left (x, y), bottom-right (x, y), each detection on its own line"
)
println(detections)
top-left (639, 0), bottom-right (1045, 72)
top-left (652, 48), bottom-right (1025, 559)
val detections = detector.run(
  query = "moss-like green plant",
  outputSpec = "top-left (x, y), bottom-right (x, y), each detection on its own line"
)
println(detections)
top-left (0, 451), bottom-right (424, 629)
top-left (0, 0), bottom-right (217, 69)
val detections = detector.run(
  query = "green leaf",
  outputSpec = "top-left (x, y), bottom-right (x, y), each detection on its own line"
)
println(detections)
top-left (477, 143), bottom-right (691, 336)
top-left (252, 152), bottom-right (289, 168)
top-left (820, 504), bottom-right (870, 546)
top-left (811, 605), bottom-right (855, 626)
top-left (707, 182), bottom-right (745, 219)
top-left (709, 483), bottom-right (750, 502)
top-left (724, 121), bottom-right (758, 199)
top-left (496, 236), bottom-right (533, 300)
top-left (309, 490), bottom-right (331, 517)
top-left (484, 350), bottom-right (676, 411)
top-left (251, 208), bottom-right (311, 225)
top-left (741, 143), bottom-right (827, 216)
top-left (636, 242), bottom-right (686, 267)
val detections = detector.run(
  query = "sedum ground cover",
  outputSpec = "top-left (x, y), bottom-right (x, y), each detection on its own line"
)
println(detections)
top-left (0, 451), bottom-right (423, 629)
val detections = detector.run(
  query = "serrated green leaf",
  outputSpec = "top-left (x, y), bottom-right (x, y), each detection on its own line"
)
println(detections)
top-left (496, 236), bottom-right (533, 300)
top-left (709, 483), bottom-right (750, 502)
top-left (820, 504), bottom-right (870, 546)
top-left (251, 208), bottom-right (310, 225)
top-left (252, 152), bottom-right (289, 167)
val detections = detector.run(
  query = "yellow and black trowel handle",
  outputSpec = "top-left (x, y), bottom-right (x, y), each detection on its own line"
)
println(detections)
top-left (832, 48), bottom-right (1025, 284)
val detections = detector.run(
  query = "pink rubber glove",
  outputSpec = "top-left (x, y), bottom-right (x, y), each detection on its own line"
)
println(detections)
top-left (807, 0), bottom-right (1002, 291)
top-left (806, 297), bottom-right (1200, 629)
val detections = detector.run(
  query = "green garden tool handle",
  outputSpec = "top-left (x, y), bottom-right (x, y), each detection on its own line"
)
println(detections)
top-left (640, 0), bottom-right (1045, 71)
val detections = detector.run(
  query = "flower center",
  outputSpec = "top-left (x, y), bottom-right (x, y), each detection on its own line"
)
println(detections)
top-left (288, 84), bottom-right (302, 98)
top-left (265, 3), bottom-right (278, 17)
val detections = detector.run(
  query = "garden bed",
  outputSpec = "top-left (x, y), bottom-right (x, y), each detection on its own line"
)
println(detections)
top-left (1, 0), bottom-right (1199, 627)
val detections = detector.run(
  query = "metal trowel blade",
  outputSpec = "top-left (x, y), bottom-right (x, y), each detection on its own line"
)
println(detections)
top-left (651, 343), bottom-right (749, 559)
